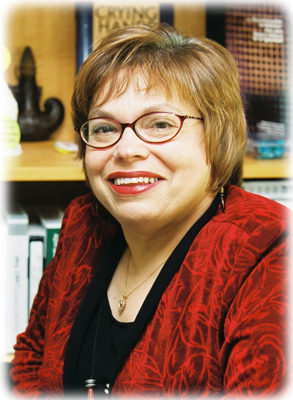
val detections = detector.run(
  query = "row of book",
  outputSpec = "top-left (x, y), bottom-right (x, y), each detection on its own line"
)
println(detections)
top-left (3, 204), bottom-right (64, 354)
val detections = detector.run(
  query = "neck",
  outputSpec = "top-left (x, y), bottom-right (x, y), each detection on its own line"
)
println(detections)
top-left (121, 193), bottom-right (215, 274)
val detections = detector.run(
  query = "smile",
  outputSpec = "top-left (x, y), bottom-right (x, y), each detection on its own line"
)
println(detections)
top-left (114, 177), bottom-right (159, 186)
top-left (107, 172), bottom-right (163, 195)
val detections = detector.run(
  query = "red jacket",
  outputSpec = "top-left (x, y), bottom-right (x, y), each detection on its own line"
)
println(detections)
top-left (10, 186), bottom-right (289, 397)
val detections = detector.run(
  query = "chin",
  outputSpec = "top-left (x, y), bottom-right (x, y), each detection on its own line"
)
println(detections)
top-left (109, 204), bottom-right (159, 226)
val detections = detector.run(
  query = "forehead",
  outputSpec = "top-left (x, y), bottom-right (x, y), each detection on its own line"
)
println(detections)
top-left (89, 72), bottom-right (200, 121)
top-left (91, 69), bottom-right (178, 110)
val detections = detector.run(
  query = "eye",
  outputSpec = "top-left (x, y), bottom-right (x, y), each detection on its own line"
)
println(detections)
top-left (88, 118), bottom-right (121, 137)
top-left (153, 120), bottom-right (174, 129)
top-left (141, 116), bottom-right (178, 130)
top-left (91, 123), bottom-right (117, 134)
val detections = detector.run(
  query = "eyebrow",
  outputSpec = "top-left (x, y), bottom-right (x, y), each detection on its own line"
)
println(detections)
top-left (88, 109), bottom-right (115, 119)
top-left (88, 104), bottom-right (186, 120)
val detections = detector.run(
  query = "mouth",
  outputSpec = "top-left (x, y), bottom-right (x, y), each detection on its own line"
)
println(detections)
top-left (107, 172), bottom-right (163, 194)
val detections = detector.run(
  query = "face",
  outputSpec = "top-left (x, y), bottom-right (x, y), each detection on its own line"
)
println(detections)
top-left (84, 74), bottom-right (214, 233)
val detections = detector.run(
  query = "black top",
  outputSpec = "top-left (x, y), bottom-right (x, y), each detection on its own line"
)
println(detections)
top-left (75, 294), bottom-right (134, 390)
top-left (63, 194), bottom-right (220, 396)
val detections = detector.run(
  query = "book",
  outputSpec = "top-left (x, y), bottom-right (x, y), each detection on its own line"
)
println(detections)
top-left (75, 2), bottom-right (93, 73)
top-left (38, 207), bottom-right (63, 266)
top-left (76, 3), bottom-right (174, 72)
top-left (4, 203), bottom-right (29, 354)
top-left (92, 4), bottom-right (160, 43)
top-left (27, 223), bottom-right (45, 311)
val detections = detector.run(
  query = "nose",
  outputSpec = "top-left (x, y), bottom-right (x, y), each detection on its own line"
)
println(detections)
top-left (113, 126), bottom-right (150, 162)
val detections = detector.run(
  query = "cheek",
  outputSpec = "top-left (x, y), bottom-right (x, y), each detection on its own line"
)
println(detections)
top-left (172, 137), bottom-right (211, 189)
top-left (84, 148), bottom-right (108, 177)
top-left (84, 151), bottom-right (111, 201)
top-left (165, 131), bottom-right (209, 173)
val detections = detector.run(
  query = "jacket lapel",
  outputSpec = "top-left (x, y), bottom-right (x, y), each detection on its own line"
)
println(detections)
top-left (63, 231), bottom-right (126, 390)
top-left (112, 195), bottom-right (220, 386)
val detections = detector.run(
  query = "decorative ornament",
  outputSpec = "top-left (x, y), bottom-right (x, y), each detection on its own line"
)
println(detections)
top-left (10, 46), bottom-right (64, 141)
top-left (118, 295), bottom-right (127, 313)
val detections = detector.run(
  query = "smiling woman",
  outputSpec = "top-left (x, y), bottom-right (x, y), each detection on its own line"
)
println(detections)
top-left (10, 24), bottom-right (289, 398)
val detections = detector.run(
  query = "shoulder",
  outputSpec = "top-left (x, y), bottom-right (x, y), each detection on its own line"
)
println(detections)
top-left (60, 192), bottom-right (120, 244)
top-left (218, 185), bottom-right (289, 236)
top-left (60, 192), bottom-right (96, 235)
top-left (203, 185), bottom-right (290, 261)
top-left (64, 192), bottom-right (97, 216)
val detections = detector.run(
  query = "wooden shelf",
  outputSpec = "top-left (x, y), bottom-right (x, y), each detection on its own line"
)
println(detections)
top-left (2, 141), bottom-right (291, 182)
top-left (3, 141), bottom-right (84, 182)
top-left (243, 155), bottom-right (291, 179)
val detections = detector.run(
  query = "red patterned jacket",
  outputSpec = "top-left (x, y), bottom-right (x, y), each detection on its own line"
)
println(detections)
top-left (10, 186), bottom-right (289, 397)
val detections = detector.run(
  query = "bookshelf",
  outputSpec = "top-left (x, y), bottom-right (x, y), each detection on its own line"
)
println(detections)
top-left (2, 3), bottom-right (291, 214)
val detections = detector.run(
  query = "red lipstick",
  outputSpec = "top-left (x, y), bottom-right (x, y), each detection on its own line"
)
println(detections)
top-left (107, 171), bottom-right (163, 195)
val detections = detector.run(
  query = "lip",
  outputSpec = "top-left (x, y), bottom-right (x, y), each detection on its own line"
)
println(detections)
top-left (107, 171), bottom-right (163, 179)
top-left (107, 171), bottom-right (164, 195)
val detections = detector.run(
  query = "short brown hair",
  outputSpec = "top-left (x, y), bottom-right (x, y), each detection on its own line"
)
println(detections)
top-left (72, 24), bottom-right (247, 192)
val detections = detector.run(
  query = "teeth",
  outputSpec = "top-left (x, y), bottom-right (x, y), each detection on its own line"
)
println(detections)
top-left (114, 177), bottom-right (159, 186)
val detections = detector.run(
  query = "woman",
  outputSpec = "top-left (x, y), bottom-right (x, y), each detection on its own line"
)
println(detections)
top-left (11, 24), bottom-right (289, 397)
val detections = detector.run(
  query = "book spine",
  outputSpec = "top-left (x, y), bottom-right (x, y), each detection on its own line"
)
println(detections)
top-left (28, 236), bottom-right (44, 311)
top-left (45, 228), bottom-right (60, 265)
top-left (76, 2), bottom-right (93, 73)
top-left (159, 3), bottom-right (174, 25)
top-left (6, 222), bottom-right (29, 353)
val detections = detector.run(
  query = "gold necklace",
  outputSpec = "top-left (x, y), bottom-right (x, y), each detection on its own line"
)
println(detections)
top-left (118, 251), bottom-right (165, 314)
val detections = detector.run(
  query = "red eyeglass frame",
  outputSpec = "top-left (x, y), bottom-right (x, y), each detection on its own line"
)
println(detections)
top-left (75, 111), bottom-right (204, 149)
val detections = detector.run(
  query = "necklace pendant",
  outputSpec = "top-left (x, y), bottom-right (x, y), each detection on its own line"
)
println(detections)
top-left (118, 295), bottom-right (127, 313)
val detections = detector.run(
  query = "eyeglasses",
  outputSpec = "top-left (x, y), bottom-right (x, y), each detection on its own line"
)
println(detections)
top-left (78, 111), bottom-right (204, 149)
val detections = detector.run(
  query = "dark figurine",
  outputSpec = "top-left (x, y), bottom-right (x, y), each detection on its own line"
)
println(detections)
top-left (10, 46), bottom-right (64, 141)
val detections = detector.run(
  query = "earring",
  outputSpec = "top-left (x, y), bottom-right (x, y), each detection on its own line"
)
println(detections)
top-left (220, 187), bottom-right (225, 212)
